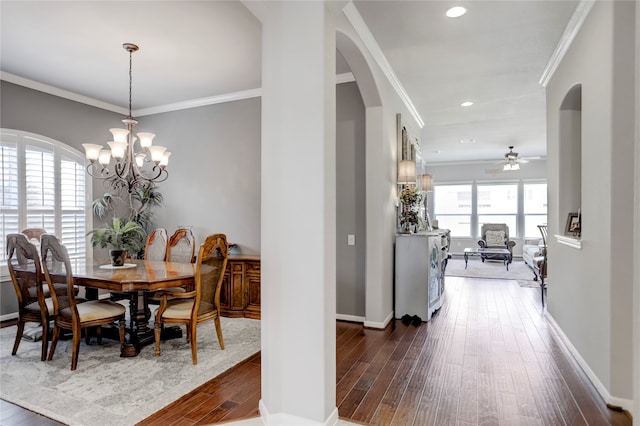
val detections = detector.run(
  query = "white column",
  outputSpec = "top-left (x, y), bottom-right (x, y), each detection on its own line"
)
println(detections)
top-left (259, 2), bottom-right (337, 424)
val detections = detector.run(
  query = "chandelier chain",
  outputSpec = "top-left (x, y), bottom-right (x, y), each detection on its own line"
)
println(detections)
top-left (128, 48), bottom-right (133, 119)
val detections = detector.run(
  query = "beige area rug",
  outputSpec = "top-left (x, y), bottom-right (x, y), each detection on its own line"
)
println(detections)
top-left (446, 257), bottom-right (541, 288)
top-left (0, 315), bottom-right (260, 426)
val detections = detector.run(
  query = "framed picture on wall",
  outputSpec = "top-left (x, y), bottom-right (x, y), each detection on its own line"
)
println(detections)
top-left (565, 212), bottom-right (581, 235)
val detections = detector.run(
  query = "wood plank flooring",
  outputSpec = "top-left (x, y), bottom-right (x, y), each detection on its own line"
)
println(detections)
top-left (1, 277), bottom-right (632, 425)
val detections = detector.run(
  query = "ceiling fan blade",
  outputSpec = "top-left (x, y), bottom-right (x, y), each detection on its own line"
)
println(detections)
top-left (517, 159), bottom-right (530, 164)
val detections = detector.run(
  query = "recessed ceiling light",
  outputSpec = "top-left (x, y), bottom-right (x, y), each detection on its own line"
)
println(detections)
top-left (446, 6), bottom-right (467, 18)
top-left (460, 139), bottom-right (475, 144)
top-left (461, 101), bottom-right (474, 107)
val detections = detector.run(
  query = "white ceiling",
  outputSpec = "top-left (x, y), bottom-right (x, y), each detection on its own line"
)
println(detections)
top-left (0, 1), bottom-right (579, 164)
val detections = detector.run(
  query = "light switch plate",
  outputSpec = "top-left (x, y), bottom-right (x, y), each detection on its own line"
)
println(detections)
top-left (348, 234), bottom-right (355, 246)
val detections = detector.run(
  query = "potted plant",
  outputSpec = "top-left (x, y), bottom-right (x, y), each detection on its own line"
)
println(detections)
top-left (88, 217), bottom-right (146, 266)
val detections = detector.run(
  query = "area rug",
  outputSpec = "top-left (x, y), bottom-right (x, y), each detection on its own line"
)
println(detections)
top-left (0, 316), bottom-right (260, 426)
top-left (445, 257), bottom-right (540, 288)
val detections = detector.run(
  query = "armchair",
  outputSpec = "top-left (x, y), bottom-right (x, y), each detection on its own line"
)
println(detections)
top-left (477, 223), bottom-right (516, 262)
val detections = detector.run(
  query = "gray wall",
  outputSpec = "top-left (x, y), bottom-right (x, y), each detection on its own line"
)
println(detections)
top-left (546, 1), bottom-right (635, 402)
top-left (336, 82), bottom-right (366, 318)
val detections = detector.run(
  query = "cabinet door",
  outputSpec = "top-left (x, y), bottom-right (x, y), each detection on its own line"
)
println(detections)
top-left (230, 261), bottom-right (246, 312)
top-left (245, 261), bottom-right (261, 319)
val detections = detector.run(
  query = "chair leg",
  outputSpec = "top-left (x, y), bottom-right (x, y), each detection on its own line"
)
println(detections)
top-left (214, 317), bottom-right (225, 350)
top-left (190, 324), bottom-right (197, 365)
top-left (12, 320), bottom-right (25, 356)
top-left (71, 326), bottom-right (81, 371)
top-left (154, 321), bottom-right (162, 357)
top-left (40, 320), bottom-right (49, 361)
top-left (47, 325), bottom-right (61, 361)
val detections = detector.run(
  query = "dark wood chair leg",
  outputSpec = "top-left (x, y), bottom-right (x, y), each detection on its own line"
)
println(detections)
top-left (12, 321), bottom-right (25, 356)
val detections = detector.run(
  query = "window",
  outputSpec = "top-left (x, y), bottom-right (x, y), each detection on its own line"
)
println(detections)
top-left (477, 184), bottom-right (517, 236)
top-left (433, 181), bottom-right (547, 239)
top-left (433, 184), bottom-right (472, 237)
top-left (1, 129), bottom-right (89, 266)
top-left (524, 183), bottom-right (547, 238)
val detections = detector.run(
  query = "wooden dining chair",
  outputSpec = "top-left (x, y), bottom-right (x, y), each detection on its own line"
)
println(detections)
top-left (40, 234), bottom-right (126, 371)
top-left (147, 228), bottom-right (186, 304)
top-left (154, 233), bottom-right (229, 364)
top-left (167, 228), bottom-right (195, 263)
top-left (144, 228), bottom-right (168, 261)
top-left (6, 233), bottom-right (54, 361)
top-left (21, 228), bottom-right (47, 241)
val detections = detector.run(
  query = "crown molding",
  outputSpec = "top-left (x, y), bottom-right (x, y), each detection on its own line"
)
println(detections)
top-left (2, 71), bottom-right (358, 117)
top-left (342, 2), bottom-right (424, 128)
top-left (1, 71), bottom-right (128, 115)
top-left (539, 0), bottom-right (595, 87)
top-left (134, 88), bottom-right (262, 117)
top-left (336, 72), bottom-right (355, 84)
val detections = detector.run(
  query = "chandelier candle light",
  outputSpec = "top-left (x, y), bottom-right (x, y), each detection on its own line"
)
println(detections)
top-left (83, 43), bottom-right (170, 192)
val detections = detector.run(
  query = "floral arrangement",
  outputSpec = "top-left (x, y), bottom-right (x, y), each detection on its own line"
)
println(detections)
top-left (399, 186), bottom-right (422, 232)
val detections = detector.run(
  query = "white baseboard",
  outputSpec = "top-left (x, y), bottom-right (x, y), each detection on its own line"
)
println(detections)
top-left (259, 400), bottom-right (339, 425)
top-left (335, 313), bottom-right (365, 323)
top-left (545, 312), bottom-right (635, 413)
top-left (0, 312), bottom-right (18, 322)
top-left (363, 310), bottom-right (394, 329)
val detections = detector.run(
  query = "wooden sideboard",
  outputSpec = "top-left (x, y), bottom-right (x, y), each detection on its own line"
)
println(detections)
top-left (220, 254), bottom-right (261, 319)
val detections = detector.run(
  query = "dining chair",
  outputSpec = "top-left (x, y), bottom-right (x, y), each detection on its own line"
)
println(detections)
top-left (167, 228), bottom-right (196, 263)
top-left (147, 228), bottom-right (185, 304)
top-left (144, 228), bottom-right (168, 261)
top-left (40, 234), bottom-right (126, 371)
top-left (6, 233), bottom-right (54, 361)
top-left (154, 233), bottom-right (229, 364)
top-left (21, 228), bottom-right (47, 241)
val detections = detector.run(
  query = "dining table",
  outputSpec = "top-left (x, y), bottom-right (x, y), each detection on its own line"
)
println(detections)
top-left (72, 259), bottom-right (196, 357)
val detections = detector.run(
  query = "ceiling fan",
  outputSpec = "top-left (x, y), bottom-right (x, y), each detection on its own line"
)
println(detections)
top-left (500, 146), bottom-right (540, 170)
top-left (485, 146), bottom-right (540, 174)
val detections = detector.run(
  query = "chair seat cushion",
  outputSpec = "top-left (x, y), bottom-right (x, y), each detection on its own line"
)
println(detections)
top-left (61, 300), bottom-right (125, 322)
top-left (162, 299), bottom-right (194, 320)
top-left (25, 298), bottom-right (54, 315)
top-left (161, 300), bottom-right (215, 320)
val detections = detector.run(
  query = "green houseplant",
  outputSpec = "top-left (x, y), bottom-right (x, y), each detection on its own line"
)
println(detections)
top-left (88, 217), bottom-right (146, 266)
top-left (91, 182), bottom-right (163, 259)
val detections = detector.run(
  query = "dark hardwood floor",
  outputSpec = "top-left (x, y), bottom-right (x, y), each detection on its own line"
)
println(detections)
top-left (1, 277), bottom-right (632, 425)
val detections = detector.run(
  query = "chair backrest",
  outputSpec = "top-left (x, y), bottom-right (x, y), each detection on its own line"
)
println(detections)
top-left (481, 223), bottom-right (510, 245)
top-left (167, 228), bottom-right (195, 263)
top-left (194, 234), bottom-right (228, 316)
top-left (40, 234), bottom-right (76, 319)
top-left (145, 228), bottom-right (168, 261)
top-left (21, 228), bottom-right (47, 241)
top-left (6, 233), bottom-right (46, 310)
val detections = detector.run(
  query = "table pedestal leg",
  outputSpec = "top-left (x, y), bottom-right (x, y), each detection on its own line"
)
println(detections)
top-left (464, 252), bottom-right (469, 269)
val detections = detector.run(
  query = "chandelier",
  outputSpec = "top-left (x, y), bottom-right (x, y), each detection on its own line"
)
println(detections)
top-left (82, 43), bottom-right (170, 192)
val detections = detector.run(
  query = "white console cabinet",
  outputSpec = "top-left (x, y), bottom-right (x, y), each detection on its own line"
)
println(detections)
top-left (394, 230), bottom-right (450, 322)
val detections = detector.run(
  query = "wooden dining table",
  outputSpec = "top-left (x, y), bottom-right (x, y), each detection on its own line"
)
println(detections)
top-left (72, 259), bottom-right (196, 357)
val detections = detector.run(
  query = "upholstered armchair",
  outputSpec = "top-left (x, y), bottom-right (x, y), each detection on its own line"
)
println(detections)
top-left (477, 223), bottom-right (516, 261)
